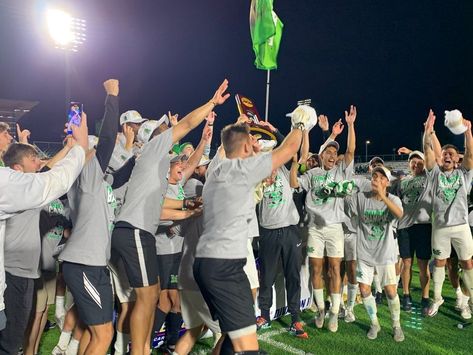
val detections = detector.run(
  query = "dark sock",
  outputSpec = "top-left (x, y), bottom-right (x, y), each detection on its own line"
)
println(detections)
top-left (290, 311), bottom-right (299, 324)
top-left (165, 312), bottom-right (182, 346)
top-left (152, 308), bottom-right (168, 336)
top-left (261, 309), bottom-right (270, 321)
top-left (220, 335), bottom-right (234, 355)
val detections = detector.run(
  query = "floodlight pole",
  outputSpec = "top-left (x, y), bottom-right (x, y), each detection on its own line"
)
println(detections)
top-left (264, 70), bottom-right (270, 122)
top-left (64, 51), bottom-right (71, 113)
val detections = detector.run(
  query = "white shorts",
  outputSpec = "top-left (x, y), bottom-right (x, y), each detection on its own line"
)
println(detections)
top-left (243, 238), bottom-right (259, 289)
top-left (109, 258), bottom-right (136, 304)
top-left (432, 223), bottom-right (473, 261)
top-left (180, 290), bottom-right (221, 334)
top-left (344, 233), bottom-right (357, 261)
top-left (307, 223), bottom-right (344, 258)
top-left (356, 260), bottom-right (397, 287)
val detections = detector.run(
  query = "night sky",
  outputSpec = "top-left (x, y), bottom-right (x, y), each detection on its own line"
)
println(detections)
top-left (1, 0), bottom-right (472, 159)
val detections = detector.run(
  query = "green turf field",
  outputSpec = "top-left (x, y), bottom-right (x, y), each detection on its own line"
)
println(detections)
top-left (39, 266), bottom-right (473, 354)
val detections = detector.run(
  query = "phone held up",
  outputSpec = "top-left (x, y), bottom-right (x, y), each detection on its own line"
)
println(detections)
top-left (66, 102), bottom-right (83, 135)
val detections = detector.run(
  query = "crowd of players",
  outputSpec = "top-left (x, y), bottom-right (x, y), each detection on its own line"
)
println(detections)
top-left (0, 78), bottom-right (472, 355)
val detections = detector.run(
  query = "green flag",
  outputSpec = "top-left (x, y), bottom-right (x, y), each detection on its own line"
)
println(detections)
top-left (250, 0), bottom-right (283, 70)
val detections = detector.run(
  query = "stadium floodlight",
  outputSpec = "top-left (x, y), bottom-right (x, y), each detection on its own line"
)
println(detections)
top-left (47, 9), bottom-right (86, 52)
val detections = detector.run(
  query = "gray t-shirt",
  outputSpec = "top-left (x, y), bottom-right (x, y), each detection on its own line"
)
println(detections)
top-left (259, 166), bottom-right (299, 229)
top-left (41, 199), bottom-right (67, 272)
top-left (183, 178), bottom-right (204, 198)
top-left (397, 173), bottom-right (432, 229)
top-left (427, 165), bottom-right (473, 228)
top-left (117, 128), bottom-right (173, 234)
top-left (155, 182), bottom-right (185, 255)
top-left (195, 153), bottom-right (273, 259)
top-left (298, 161), bottom-right (354, 227)
top-left (4, 208), bottom-right (41, 278)
top-left (60, 157), bottom-right (117, 266)
top-left (178, 215), bottom-right (204, 291)
top-left (347, 192), bottom-right (402, 265)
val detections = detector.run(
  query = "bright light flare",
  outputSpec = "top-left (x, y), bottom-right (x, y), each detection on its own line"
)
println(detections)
top-left (46, 9), bottom-right (86, 51)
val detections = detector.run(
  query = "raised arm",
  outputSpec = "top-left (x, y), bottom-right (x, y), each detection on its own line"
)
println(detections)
top-left (431, 132), bottom-right (443, 166)
top-left (172, 79), bottom-right (230, 144)
top-left (95, 79), bottom-right (120, 173)
top-left (344, 105), bottom-right (357, 166)
top-left (182, 125), bottom-right (211, 181)
top-left (290, 154), bottom-right (300, 188)
top-left (462, 119), bottom-right (473, 170)
top-left (271, 128), bottom-right (303, 171)
top-left (299, 130), bottom-right (310, 164)
top-left (422, 109), bottom-right (437, 171)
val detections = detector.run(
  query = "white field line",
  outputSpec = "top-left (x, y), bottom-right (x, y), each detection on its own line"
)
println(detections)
top-left (258, 329), bottom-right (313, 355)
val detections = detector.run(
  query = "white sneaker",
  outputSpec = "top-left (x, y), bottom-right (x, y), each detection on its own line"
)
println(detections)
top-left (52, 345), bottom-right (67, 355)
top-left (327, 312), bottom-right (339, 332)
top-left (393, 326), bottom-right (405, 342)
top-left (367, 323), bottom-right (380, 340)
top-left (461, 304), bottom-right (472, 320)
top-left (427, 298), bottom-right (444, 317)
top-left (315, 310), bottom-right (325, 329)
top-left (345, 308), bottom-right (356, 323)
top-left (455, 294), bottom-right (463, 311)
top-left (55, 311), bottom-right (65, 331)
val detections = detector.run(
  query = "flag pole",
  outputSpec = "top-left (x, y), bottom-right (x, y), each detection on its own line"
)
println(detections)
top-left (264, 69), bottom-right (270, 122)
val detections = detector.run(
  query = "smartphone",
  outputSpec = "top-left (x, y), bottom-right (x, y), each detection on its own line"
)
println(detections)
top-left (66, 102), bottom-right (83, 135)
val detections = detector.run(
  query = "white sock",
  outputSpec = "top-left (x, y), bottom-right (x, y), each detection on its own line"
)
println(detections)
top-left (432, 266), bottom-right (446, 301)
top-left (373, 274), bottom-right (382, 293)
top-left (55, 295), bottom-right (65, 316)
top-left (342, 284), bottom-right (348, 296)
top-left (66, 338), bottom-right (79, 355)
top-left (347, 283), bottom-right (358, 310)
top-left (114, 330), bottom-right (130, 354)
top-left (387, 295), bottom-right (401, 328)
top-left (56, 295), bottom-right (65, 309)
top-left (362, 295), bottom-right (379, 325)
top-left (57, 331), bottom-right (72, 350)
top-left (314, 289), bottom-right (325, 311)
top-left (330, 293), bottom-right (341, 315)
top-left (462, 268), bottom-right (473, 299)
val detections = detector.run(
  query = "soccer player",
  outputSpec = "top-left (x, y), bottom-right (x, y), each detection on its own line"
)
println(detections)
top-left (111, 80), bottom-right (230, 355)
top-left (347, 166), bottom-right (405, 342)
top-left (423, 109), bottom-right (473, 316)
top-left (395, 150), bottom-right (432, 314)
top-left (193, 109), bottom-right (305, 354)
top-left (290, 105), bottom-right (357, 332)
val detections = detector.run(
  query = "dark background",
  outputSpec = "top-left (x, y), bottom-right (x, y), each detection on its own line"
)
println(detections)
top-left (1, 0), bottom-right (472, 157)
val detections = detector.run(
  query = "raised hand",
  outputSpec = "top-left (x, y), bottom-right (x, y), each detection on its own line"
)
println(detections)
top-left (345, 105), bottom-right (357, 125)
top-left (70, 112), bottom-right (89, 152)
top-left (397, 147), bottom-right (412, 155)
top-left (16, 123), bottom-right (31, 143)
top-left (206, 111), bottom-right (216, 125)
top-left (168, 111), bottom-right (179, 126)
top-left (258, 120), bottom-right (277, 132)
top-left (371, 179), bottom-right (386, 197)
top-left (103, 79), bottom-right (119, 96)
top-left (463, 119), bottom-right (472, 133)
top-left (123, 124), bottom-right (135, 150)
top-left (202, 124), bottom-right (213, 143)
top-left (424, 109), bottom-right (435, 133)
top-left (237, 114), bottom-right (251, 124)
top-left (332, 119), bottom-right (344, 136)
top-left (318, 115), bottom-right (329, 131)
top-left (210, 79), bottom-right (230, 106)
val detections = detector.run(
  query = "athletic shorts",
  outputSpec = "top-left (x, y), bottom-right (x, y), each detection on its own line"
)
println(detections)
top-left (193, 258), bottom-right (256, 334)
top-left (397, 224), bottom-right (432, 260)
top-left (357, 260), bottom-right (397, 287)
top-left (109, 256), bottom-right (135, 304)
top-left (432, 223), bottom-right (473, 261)
top-left (62, 262), bottom-right (113, 326)
top-left (112, 224), bottom-right (159, 288)
top-left (307, 223), bottom-right (344, 258)
top-left (157, 253), bottom-right (182, 290)
top-left (180, 289), bottom-right (221, 334)
top-left (35, 272), bottom-right (57, 312)
top-left (344, 233), bottom-right (357, 261)
top-left (243, 238), bottom-right (259, 289)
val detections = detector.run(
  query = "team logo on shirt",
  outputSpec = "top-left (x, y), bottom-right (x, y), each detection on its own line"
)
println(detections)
top-left (310, 173), bottom-right (335, 205)
top-left (263, 174), bottom-right (285, 208)
top-left (105, 184), bottom-right (117, 232)
top-left (177, 185), bottom-right (185, 201)
top-left (362, 209), bottom-right (391, 241)
top-left (48, 200), bottom-right (65, 215)
top-left (400, 175), bottom-right (426, 206)
top-left (438, 172), bottom-right (461, 204)
top-left (46, 226), bottom-right (64, 240)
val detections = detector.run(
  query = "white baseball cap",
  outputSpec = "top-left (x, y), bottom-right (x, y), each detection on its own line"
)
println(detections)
top-left (156, 114), bottom-right (170, 127)
top-left (120, 110), bottom-right (148, 126)
top-left (137, 120), bottom-right (160, 144)
top-left (408, 150), bottom-right (425, 161)
top-left (372, 166), bottom-right (392, 182)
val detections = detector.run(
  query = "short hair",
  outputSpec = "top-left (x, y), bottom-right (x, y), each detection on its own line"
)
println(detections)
top-left (441, 144), bottom-right (459, 153)
top-left (2, 143), bottom-right (38, 168)
top-left (0, 122), bottom-right (9, 133)
top-left (221, 123), bottom-right (250, 155)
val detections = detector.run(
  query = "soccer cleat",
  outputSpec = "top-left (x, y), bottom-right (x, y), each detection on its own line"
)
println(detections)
top-left (338, 306), bottom-right (346, 319)
top-left (427, 298), bottom-right (444, 317)
top-left (460, 304), bottom-right (472, 320)
top-left (401, 294), bottom-right (412, 312)
top-left (256, 316), bottom-right (271, 330)
top-left (393, 326), bottom-right (405, 342)
top-left (421, 298), bottom-right (430, 316)
top-left (367, 323), bottom-right (380, 340)
top-left (345, 308), bottom-right (356, 323)
top-left (315, 310), bottom-right (325, 329)
top-left (289, 321), bottom-right (308, 339)
top-left (455, 294), bottom-right (463, 311)
top-left (375, 292), bottom-right (383, 305)
top-left (327, 312), bottom-right (339, 332)
top-left (51, 345), bottom-right (67, 355)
